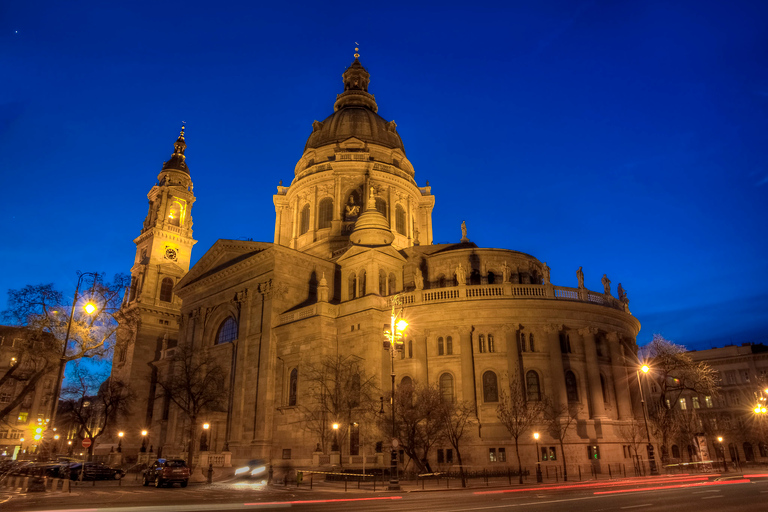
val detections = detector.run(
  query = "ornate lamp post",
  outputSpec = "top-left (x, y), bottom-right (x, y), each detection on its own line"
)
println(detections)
top-left (332, 423), bottom-right (340, 452)
top-left (49, 272), bottom-right (99, 434)
top-left (200, 423), bottom-right (210, 451)
top-left (117, 432), bottom-right (124, 453)
top-left (140, 430), bottom-right (148, 453)
top-left (637, 364), bottom-right (658, 475)
top-left (534, 432), bottom-right (542, 483)
top-left (383, 294), bottom-right (408, 491)
top-left (717, 436), bottom-right (727, 471)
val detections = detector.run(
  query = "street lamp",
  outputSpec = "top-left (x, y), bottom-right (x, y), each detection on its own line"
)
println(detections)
top-left (117, 432), bottom-right (124, 453)
top-left (534, 432), bottom-right (542, 483)
top-left (717, 436), bottom-right (727, 471)
top-left (140, 430), bottom-right (148, 452)
top-left (332, 422), bottom-right (340, 452)
top-left (383, 294), bottom-right (408, 491)
top-left (636, 364), bottom-right (659, 475)
top-left (200, 423), bottom-right (210, 452)
top-left (49, 272), bottom-right (99, 435)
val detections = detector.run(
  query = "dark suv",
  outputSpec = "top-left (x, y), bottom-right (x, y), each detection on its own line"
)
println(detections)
top-left (143, 458), bottom-right (190, 488)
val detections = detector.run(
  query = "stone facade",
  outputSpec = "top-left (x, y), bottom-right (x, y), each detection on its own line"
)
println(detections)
top-left (113, 57), bottom-right (644, 474)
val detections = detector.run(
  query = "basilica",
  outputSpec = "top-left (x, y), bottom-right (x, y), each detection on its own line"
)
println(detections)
top-left (111, 55), bottom-right (644, 476)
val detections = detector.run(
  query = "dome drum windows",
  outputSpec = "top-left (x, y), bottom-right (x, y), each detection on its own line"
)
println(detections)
top-left (318, 198), bottom-right (333, 229)
top-left (299, 204), bottom-right (311, 235)
top-left (395, 205), bottom-right (406, 235)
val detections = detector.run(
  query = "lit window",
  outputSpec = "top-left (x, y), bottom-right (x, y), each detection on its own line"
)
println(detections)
top-left (679, 398), bottom-right (687, 410)
top-left (705, 396), bottom-right (713, 408)
top-left (692, 397), bottom-right (700, 409)
top-left (489, 448), bottom-right (496, 462)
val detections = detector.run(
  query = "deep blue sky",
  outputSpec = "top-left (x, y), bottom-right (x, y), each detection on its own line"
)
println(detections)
top-left (1, 0), bottom-right (767, 353)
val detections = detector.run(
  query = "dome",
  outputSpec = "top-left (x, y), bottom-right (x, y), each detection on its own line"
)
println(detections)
top-left (304, 58), bottom-right (405, 153)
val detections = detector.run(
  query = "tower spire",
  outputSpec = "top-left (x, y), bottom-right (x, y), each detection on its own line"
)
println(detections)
top-left (162, 125), bottom-right (188, 173)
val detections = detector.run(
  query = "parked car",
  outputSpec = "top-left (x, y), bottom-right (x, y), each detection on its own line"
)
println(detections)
top-left (142, 458), bottom-right (190, 488)
top-left (64, 462), bottom-right (125, 480)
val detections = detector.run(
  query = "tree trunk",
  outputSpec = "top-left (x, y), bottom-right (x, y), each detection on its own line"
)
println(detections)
top-left (457, 450), bottom-right (466, 487)
top-left (187, 415), bottom-right (197, 467)
top-left (515, 438), bottom-right (523, 484)
top-left (559, 439), bottom-right (568, 481)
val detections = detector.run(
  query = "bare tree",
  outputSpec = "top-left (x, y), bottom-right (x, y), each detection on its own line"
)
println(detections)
top-left (640, 335), bottom-right (719, 462)
top-left (300, 355), bottom-right (380, 464)
top-left (382, 381), bottom-right (445, 473)
top-left (155, 343), bottom-right (227, 465)
top-left (0, 275), bottom-right (130, 424)
top-left (618, 419), bottom-right (647, 475)
top-left (59, 363), bottom-right (133, 460)
top-left (439, 398), bottom-right (475, 486)
top-left (497, 372), bottom-right (545, 483)
top-left (542, 398), bottom-right (581, 481)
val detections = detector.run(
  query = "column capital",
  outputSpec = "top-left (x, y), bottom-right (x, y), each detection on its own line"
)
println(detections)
top-left (503, 323), bottom-right (521, 333)
top-left (458, 326), bottom-right (473, 336)
top-left (578, 326), bottom-right (599, 337)
top-left (544, 323), bottom-right (563, 334)
top-left (605, 331), bottom-right (620, 343)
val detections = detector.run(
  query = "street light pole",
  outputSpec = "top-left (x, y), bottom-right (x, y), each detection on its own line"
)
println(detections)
top-left (49, 272), bottom-right (99, 434)
top-left (384, 294), bottom-right (408, 491)
top-left (534, 432), bottom-right (542, 483)
top-left (637, 365), bottom-right (658, 475)
top-left (717, 436), bottom-right (727, 471)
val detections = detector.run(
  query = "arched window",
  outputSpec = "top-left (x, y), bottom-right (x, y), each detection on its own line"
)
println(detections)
top-left (438, 337), bottom-right (445, 356)
top-left (439, 373), bottom-right (454, 403)
top-left (759, 442), bottom-right (768, 458)
top-left (446, 336), bottom-right (453, 355)
top-left (159, 277), bottom-right (174, 302)
top-left (379, 270), bottom-right (387, 295)
top-left (375, 197), bottom-right (387, 218)
top-left (437, 275), bottom-right (446, 288)
top-left (487, 271), bottom-right (496, 284)
top-left (671, 445), bottom-right (681, 459)
top-left (388, 273), bottom-right (396, 295)
top-left (470, 269), bottom-right (481, 285)
top-left (520, 333), bottom-right (527, 352)
top-left (358, 270), bottom-right (366, 297)
top-left (565, 370), bottom-right (579, 402)
top-left (529, 333), bottom-right (535, 352)
top-left (288, 368), bottom-right (298, 406)
top-left (408, 340), bottom-right (413, 359)
top-left (559, 332), bottom-right (571, 353)
top-left (299, 204), bottom-right (310, 235)
top-left (395, 205), bottom-right (406, 235)
top-left (488, 334), bottom-right (495, 353)
top-left (349, 273), bottom-right (357, 299)
top-left (216, 317), bottom-right (238, 344)
top-left (600, 374), bottom-right (608, 403)
top-left (478, 335), bottom-right (485, 353)
top-left (129, 277), bottom-right (137, 302)
top-left (744, 442), bottom-right (755, 462)
top-left (729, 443), bottom-right (737, 462)
top-left (318, 198), bottom-right (333, 229)
top-left (400, 376), bottom-right (413, 389)
top-left (483, 371), bottom-right (498, 402)
top-left (526, 371), bottom-right (541, 401)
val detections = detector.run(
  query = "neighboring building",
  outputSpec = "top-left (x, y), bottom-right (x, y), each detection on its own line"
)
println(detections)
top-left (0, 326), bottom-right (58, 459)
top-left (112, 56), bottom-right (645, 473)
top-left (674, 343), bottom-right (768, 465)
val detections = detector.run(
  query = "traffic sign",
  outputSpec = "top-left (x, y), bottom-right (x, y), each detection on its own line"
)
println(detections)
top-left (82, 438), bottom-right (92, 448)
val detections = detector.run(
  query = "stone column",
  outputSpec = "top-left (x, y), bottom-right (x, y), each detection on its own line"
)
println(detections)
top-left (578, 327), bottom-right (606, 419)
top-left (458, 326), bottom-right (474, 403)
top-left (607, 332), bottom-right (633, 420)
top-left (544, 324), bottom-right (567, 407)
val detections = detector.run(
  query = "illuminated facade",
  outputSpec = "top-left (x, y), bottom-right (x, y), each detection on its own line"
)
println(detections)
top-left (114, 57), bottom-right (645, 475)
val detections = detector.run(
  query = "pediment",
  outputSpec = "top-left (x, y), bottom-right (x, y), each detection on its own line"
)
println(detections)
top-left (337, 138), bottom-right (368, 151)
top-left (336, 244), bottom-right (406, 266)
top-left (176, 239), bottom-right (275, 291)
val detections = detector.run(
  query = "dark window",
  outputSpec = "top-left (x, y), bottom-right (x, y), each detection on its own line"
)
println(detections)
top-left (379, 270), bottom-right (387, 295)
top-left (759, 442), bottom-right (768, 458)
top-left (483, 371), bottom-right (498, 402)
top-left (400, 376), bottom-right (413, 389)
top-left (288, 368), bottom-right (298, 406)
top-left (318, 198), bottom-right (333, 229)
top-left (548, 447), bottom-right (557, 461)
top-left (299, 204), bottom-right (310, 235)
top-left (350, 423), bottom-right (360, 456)
top-left (526, 371), bottom-right (541, 401)
top-left (438, 337), bottom-right (444, 356)
top-left (488, 334), bottom-right (495, 353)
top-left (159, 277), bottom-right (174, 302)
top-left (529, 333), bottom-right (535, 352)
top-left (349, 273), bottom-right (357, 299)
top-left (600, 374), bottom-right (607, 403)
top-left (129, 277), bottom-right (137, 302)
top-left (216, 317), bottom-right (238, 344)
top-left (565, 371), bottom-right (579, 402)
top-left (541, 447), bottom-right (549, 461)
top-left (520, 333), bottom-right (527, 352)
top-left (395, 205), bottom-right (406, 235)
top-left (744, 442), bottom-right (755, 462)
top-left (282, 449), bottom-right (292, 459)
top-left (388, 273), bottom-right (396, 295)
top-left (408, 340), bottom-right (413, 359)
top-left (358, 270), bottom-right (366, 297)
top-left (559, 332), bottom-right (571, 353)
top-left (498, 447), bottom-right (506, 462)
top-left (446, 336), bottom-right (453, 355)
top-left (478, 335), bottom-right (485, 353)
top-left (437, 449), bottom-right (444, 464)
top-left (440, 373), bottom-right (454, 403)
top-left (375, 197), bottom-right (387, 218)
top-left (487, 271), bottom-right (496, 284)
top-left (446, 449), bottom-right (453, 463)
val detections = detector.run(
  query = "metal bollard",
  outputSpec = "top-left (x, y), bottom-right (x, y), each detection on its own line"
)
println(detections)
top-left (608, 465), bottom-right (612, 479)
top-left (207, 464), bottom-right (213, 484)
top-left (578, 466), bottom-right (582, 481)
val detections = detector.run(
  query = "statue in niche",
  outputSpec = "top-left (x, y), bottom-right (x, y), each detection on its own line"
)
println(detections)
top-left (543, 263), bottom-right (551, 285)
top-left (602, 274), bottom-right (612, 296)
top-left (414, 271), bottom-right (424, 290)
top-left (501, 262), bottom-right (510, 283)
top-left (455, 263), bottom-right (466, 285)
top-left (577, 266), bottom-right (585, 289)
top-left (345, 195), bottom-right (360, 220)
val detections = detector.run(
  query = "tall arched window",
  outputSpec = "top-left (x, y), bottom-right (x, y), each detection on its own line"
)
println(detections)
top-left (299, 204), bottom-right (310, 235)
top-left (482, 371), bottom-right (498, 402)
top-left (395, 205), bottom-right (406, 235)
top-left (408, 340), bottom-right (413, 359)
top-left (744, 442), bottom-right (755, 462)
top-left (520, 333), bottom-right (527, 352)
top-left (438, 337), bottom-right (445, 356)
top-left (529, 333), bottom-right (535, 352)
top-left (560, 332), bottom-right (571, 353)
top-left (437, 275), bottom-right (446, 288)
top-left (288, 368), bottom-right (298, 406)
top-left (565, 370), bottom-right (579, 402)
top-left (388, 273), bottom-right (396, 295)
top-left (379, 270), bottom-right (387, 295)
top-left (349, 273), bottom-right (357, 299)
top-left (446, 336), bottom-right (453, 355)
top-left (159, 277), bottom-right (174, 302)
top-left (400, 376), bottom-right (413, 389)
top-left (488, 334), bottom-right (495, 353)
top-left (526, 371), bottom-right (541, 401)
top-left (478, 335), bottom-right (485, 353)
top-left (439, 373), bottom-right (454, 403)
top-left (375, 197), bottom-right (387, 218)
top-left (487, 271), bottom-right (496, 284)
top-left (318, 198), bottom-right (333, 229)
top-left (358, 270), bottom-right (366, 297)
top-left (671, 445), bottom-right (681, 459)
top-left (216, 317), bottom-right (238, 344)
top-left (600, 374), bottom-right (608, 403)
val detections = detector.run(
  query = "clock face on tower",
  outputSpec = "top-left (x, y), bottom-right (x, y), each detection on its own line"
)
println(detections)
top-left (165, 247), bottom-right (178, 261)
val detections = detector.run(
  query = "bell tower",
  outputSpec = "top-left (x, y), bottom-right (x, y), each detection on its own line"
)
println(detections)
top-left (112, 127), bottom-right (197, 452)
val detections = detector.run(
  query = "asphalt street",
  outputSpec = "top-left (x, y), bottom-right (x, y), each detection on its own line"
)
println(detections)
top-left (2, 473), bottom-right (768, 511)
